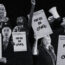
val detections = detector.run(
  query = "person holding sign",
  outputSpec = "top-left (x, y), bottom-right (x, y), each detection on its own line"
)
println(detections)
top-left (12, 0), bottom-right (36, 65)
top-left (0, 4), bottom-right (9, 64)
top-left (48, 6), bottom-right (63, 30)
top-left (48, 6), bottom-right (64, 55)
top-left (33, 35), bottom-right (56, 65)
top-left (0, 4), bottom-right (13, 65)
top-left (48, 6), bottom-right (65, 65)
top-left (38, 36), bottom-right (56, 65)
top-left (32, 9), bottom-right (56, 65)
top-left (32, 9), bottom-right (53, 55)
top-left (0, 17), bottom-right (13, 65)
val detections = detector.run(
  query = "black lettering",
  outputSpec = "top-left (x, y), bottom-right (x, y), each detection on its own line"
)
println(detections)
top-left (16, 37), bottom-right (19, 39)
top-left (61, 55), bottom-right (65, 59)
top-left (60, 37), bottom-right (65, 40)
top-left (34, 18), bottom-right (38, 22)
top-left (16, 43), bottom-right (24, 46)
top-left (41, 24), bottom-right (46, 29)
top-left (37, 24), bottom-right (47, 31)
top-left (21, 43), bottom-right (24, 46)
top-left (37, 26), bottom-right (40, 31)
top-left (18, 40), bottom-right (21, 42)
top-left (20, 37), bottom-right (23, 39)
top-left (41, 25), bottom-right (44, 29)
top-left (38, 22), bottom-right (42, 25)
top-left (16, 37), bottom-right (23, 40)
top-left (63, 44), bottom-right (65, 48)
top-left (39, 17), bottom-right (43, 20)
top-left (43, 25), bottom-right (46, 28)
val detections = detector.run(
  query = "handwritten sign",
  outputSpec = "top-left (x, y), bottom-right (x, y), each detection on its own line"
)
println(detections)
top-left (56, 35), bottom-right (65, 65)
top-left (0, 34), bottom-right (2, 59)
top-left (32, 9), bottom-right (53, 39)
top-left (12, 32), bottom-right (27, 52)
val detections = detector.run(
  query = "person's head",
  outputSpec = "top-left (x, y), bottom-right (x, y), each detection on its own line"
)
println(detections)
top-left (2, 27), bottom-right (11, 40)
top-left (41, 38), bottom-right (49, 47)
top-left (17, 16), bottom-right (23, 23)
top-left (0, 4), bottom-right (6, 19)
top-left (16, 16), bottom-right (27, 26)
top-left (41, 35), bottom-right (51, 47)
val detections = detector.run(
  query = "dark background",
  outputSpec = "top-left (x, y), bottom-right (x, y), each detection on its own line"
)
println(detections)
top-left (0, 0), bottom-right (65, 64)
top-left (0, 0), bottom-right (65, 27)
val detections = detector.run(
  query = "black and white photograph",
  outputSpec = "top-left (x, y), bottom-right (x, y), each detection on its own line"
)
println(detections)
top-left (0, 0), bottom-right (65, 65)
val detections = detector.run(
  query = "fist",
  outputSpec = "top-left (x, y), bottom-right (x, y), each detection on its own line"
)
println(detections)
top-left (31, 0), bottom-right (36, 5)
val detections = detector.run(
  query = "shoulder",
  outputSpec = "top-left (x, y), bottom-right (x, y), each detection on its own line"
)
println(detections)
top-left (13, 26), bottom-right (18, 32)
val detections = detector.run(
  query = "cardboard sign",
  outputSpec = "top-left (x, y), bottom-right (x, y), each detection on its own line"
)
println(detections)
top-left (0, 34), bottom-right (2, 59)
top-left (32, 9), bottom-right (53, 39)
top-left (12, 32), bottom-right (27, 52)
top-left (56, 35), bottom-right (65, 65)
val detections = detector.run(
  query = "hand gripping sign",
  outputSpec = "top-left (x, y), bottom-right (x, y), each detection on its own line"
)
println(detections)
top-left (32, 9), bottom-right (53, 39)
top-left (12, 32), bottom-right (27, 52)
top-left (56, 35), bottom-right (65, 65)
top-left (0, 34), bottom-right (2, 59)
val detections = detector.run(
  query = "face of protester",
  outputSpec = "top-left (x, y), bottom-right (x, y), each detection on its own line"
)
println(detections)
top-left (42, 38), bottom-right (49, 47)
top-left (17, 17), bottom-right (24, 26)
top-left (0, 4), bottom-right (6, 19)
top-left (42, 35), bottom-right (51, 47)
top-left (0, 4), bottom-right (7, 29)
top-left (2, 27), bottom-right (11, 40)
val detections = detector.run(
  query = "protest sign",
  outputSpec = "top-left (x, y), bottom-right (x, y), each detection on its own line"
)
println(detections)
top-left (12, 32), bottom-right (27, 52)
top-left (56, 35), bottom-right (65, 65)
top-left (32, 9), bottom-right (53, 39)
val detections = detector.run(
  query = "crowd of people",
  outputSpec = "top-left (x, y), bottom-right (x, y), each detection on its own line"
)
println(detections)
top-left (0, 0), bottom-right (65, 65)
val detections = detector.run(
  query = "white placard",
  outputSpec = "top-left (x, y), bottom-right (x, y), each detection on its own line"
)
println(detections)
top-left (56, 35), bottom-right (65, 65)
top-left (32, 9), bottom-right (53, 39)
top-left (0, 34), bottom-right (2, 59)
top-left (12, 32), bottom-right (27, 52)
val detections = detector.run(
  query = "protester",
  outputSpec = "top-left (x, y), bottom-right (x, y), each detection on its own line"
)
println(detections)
top-left (48, 6), bottom-right (64, 55)
top-left (12, 0), bottom-right (35, 65)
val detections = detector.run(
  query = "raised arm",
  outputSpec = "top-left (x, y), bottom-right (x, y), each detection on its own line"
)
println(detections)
top-left (28, 0), bottom-right (36, 27)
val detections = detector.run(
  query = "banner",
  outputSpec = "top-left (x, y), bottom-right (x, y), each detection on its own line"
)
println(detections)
top-left (0, 34), bottom-right (2, 59)
top-left (32, 9), bottom-right (53, 39)
top-left (56, 35), bottom-right (65, 65)
top-left (12, 32), bottom-right (27, 52)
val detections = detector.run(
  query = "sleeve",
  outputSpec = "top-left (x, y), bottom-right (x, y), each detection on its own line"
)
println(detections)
top-left (28, 4), bottom-right (35, 29)
top-left (13, 26), bottom-right (18, 32)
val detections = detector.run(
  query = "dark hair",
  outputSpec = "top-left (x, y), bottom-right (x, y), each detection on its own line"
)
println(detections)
top-left (17, 16), bottom-right (27, 22)
top-left (16, 16), bottom-right (28, 28)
